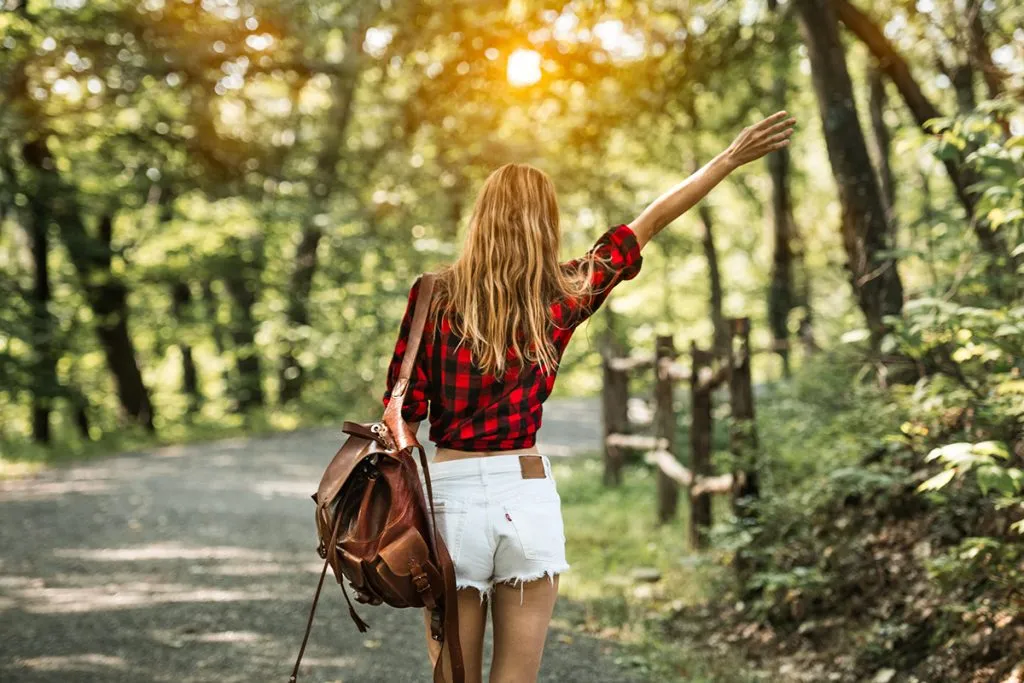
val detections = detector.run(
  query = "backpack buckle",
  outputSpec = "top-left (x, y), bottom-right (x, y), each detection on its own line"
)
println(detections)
top-left (409, 558), bottom-right (435, 609)
top-left (370, 422), bottom-right (394, 449)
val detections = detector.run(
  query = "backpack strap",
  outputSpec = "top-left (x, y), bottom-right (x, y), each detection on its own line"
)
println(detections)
top-left (418, 443), bottom-right (466, 683)
top-left (380, 273), bottom-right (465, 682)
top-left (289, 272), bottom-right (465, 683)
top-left (382, 273), bottom-right (436, 452)
top-left (288, 509), bottom-right (361, 683)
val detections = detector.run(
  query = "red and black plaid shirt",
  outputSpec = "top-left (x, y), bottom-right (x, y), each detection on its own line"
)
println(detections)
top-left (382, 223), bottom-right (644, 451)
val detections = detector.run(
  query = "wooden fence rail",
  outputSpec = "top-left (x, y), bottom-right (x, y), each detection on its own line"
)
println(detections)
top-left (601, 317), bottom-right (775, 548)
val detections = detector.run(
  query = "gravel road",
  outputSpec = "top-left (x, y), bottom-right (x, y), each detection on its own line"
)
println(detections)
top-left (0, 398), bottom-right (647, 683)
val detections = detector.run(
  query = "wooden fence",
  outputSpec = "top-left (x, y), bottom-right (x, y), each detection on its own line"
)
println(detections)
top-left (601, 317), bottom-right (774, 548)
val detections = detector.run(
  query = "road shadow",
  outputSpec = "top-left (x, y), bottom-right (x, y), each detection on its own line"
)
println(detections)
top-left (0, 418), bottom-right (645, 683)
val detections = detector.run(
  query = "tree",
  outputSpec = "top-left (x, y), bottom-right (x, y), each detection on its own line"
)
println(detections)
top-left (767, 0), bottom-right (799, 376)
top-left (831, 0), bottom-right (1011, 268)
top-left (795, 0), bottom-right (903, 344)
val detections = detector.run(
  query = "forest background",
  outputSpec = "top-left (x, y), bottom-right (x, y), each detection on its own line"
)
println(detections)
top-left (1, 0), bottom-right (1023, 680)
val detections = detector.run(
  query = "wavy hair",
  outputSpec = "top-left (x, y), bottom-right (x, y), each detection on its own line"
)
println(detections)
top-left (434, 163), bottom-right (609, 378)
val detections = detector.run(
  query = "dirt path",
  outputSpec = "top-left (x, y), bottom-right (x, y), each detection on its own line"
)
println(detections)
top-left (0, 398), bottom-right (645, 683)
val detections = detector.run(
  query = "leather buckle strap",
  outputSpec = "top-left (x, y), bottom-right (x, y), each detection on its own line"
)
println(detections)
top-left (430, 607), bottom-right (444, 642)
top-left (409, 558), bottom-right (435, 609)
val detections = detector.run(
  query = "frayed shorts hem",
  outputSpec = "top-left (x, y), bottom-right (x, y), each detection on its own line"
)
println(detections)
top-left (456, 563), bottom-right (570, 606)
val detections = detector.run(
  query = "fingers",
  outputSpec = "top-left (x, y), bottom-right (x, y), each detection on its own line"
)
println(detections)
top-left (728, 111), bottom-right (797, 166)
top-left (765, 127), bottom-right (795, 145)
top-left (763, 117), bottom-right (797, 137)
top-left (755, 126), bottom-right (794, 158)
top-left (752, 110), bottom-right (790, 131)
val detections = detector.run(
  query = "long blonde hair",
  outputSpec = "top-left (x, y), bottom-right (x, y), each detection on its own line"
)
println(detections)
top-left (434, 163), bottom-right (608, 378)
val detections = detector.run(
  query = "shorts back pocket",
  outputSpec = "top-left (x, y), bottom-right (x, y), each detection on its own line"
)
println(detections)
top-left (426, 498), bottom-right (468, 565)
top-left (502, 498), bottom-right (565, 561)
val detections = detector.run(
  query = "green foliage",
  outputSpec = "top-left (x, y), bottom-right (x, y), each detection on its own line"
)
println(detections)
top-left (553, 455), bottom-right (750, 682)
top-left (755, 347), bottom-right (902, 488)
top-left (927, 96), bottom-right (1024, 244)
top-left (919, 440), bottom-right (1023, 500)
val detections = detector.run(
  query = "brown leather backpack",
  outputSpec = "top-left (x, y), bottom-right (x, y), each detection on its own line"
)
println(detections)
top-left (289, 273), bottom-right (465, 683)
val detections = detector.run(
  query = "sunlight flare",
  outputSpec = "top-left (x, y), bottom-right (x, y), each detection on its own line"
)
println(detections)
top-left (507, 48), bottom-right (542, 86)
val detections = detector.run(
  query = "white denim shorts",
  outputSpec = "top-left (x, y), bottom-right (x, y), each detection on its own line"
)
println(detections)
top-left (418, 453), bottom-right (570, 606)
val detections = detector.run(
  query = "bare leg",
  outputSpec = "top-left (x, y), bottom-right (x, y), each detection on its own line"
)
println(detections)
top-left (489, 574), bottom-right (560, 683)
top-left (423, 587), bottom-right (488, 683)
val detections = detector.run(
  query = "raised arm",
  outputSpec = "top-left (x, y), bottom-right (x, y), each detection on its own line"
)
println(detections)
top-left (628, 111), bottom-right (796, 251)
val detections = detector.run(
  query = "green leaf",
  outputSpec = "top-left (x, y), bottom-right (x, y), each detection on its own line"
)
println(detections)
top-left (840, 328), bottom-right (870, 344)
top-left (996, 380), bottom-right (1024, 395)
top-left (976, 465), bottom-right (1017, 496)
top-left (924, 116), bottom-right (953, 133)
top-left (918, 469), bottom-right (956, 492)
top-left (973, 441), bottom-right (1010, 459)
top-left (925, 442), bottom-right (972, 463)
top-left (994, 324), bottom-right (1023, 337)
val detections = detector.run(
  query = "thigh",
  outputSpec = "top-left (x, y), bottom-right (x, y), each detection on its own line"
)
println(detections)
top-left (422, 588), bottom-right (488, 683)
top-left (489, 574), bottom-right (560, 683)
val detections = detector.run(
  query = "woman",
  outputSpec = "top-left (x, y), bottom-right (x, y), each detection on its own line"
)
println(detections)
top-left (382, 111), bottom-right (796, 682)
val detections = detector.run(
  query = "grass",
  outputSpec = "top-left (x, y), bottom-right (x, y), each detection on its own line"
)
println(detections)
top-left (551, 452), bottom-right (763, 682)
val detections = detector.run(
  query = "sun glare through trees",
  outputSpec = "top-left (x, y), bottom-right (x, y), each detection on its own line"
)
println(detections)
top-left (2, 0), bottom-right (1023, 681)
top-left (506, 48), bottom-right (542, 87)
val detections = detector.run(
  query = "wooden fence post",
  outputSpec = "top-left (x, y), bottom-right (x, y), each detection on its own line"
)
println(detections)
top-left (689, 343), bottom-right (714, 548)
top-left (654, 334), bottom-right (678, 524)
top-left (728, 317), bottom-right (759, 511)
top-left (602, 338), bottom-right (630, 487)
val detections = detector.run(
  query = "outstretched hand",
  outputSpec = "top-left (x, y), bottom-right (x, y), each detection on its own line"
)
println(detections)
top-left (723, 111), bottom-right (796, 169)
top-left (628, 110), bottom-right (797, 251)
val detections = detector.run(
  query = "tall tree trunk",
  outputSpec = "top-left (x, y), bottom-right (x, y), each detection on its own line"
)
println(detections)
top-left (796, 0), bottom-right (903, 345)
top-left (831, 0), bottom-right (1009, 265)
top-left (16, 54), bottom-right (56, 443)
top-left (171, 282), bottom-right (201, 416)
top-left (201, 279), bottom-right (234, 400)
top-left (72, 388), bottom-right (91, 440)
top-left (279, 11), bottom-right (375, 403)
top-left (966, 0), bottom-right (1004, 101)
top-left (795, 227), bottom-right (818, 355)
top-left (223, 237), bottom-right (265, 412)
top-left (26, 187), bottom-right (56, 443)
top-left (919, 166), bottom-right (940, 286)
top-left (686, 136), bottom-right (727, 353)
top-left (155, 190), bottom-right (201, 416)
top-left (22, 139), bottom-right (155, 430)
top-left (867, 67), bottom-right (896, 225)
top-left (66, 376), bottom-right (92, 441)
top-left (767, 149), bottom-right (795, 376)
top-left (698, 201), bottom-right (728, 355)
top-left (767, 0), bottom-right (796, 377)
top-left (279, 225), bottom-right (319, 403)
top-left (90, 212), bottom-right (156, 429)
top-left (950, 61), bottom-right (976, 113)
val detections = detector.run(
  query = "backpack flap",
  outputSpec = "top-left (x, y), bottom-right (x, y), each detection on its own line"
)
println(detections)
top-left (341, 421), bottom-right (381, 441)
top-left (315, 432), bottom-right (388, 515)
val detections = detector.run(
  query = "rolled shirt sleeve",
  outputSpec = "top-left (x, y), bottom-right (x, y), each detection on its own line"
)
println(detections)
top-left (560, 223), bottom-right (644, 327)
